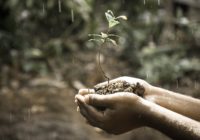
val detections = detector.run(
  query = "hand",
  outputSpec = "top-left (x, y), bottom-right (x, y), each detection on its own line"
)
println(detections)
top-left (77, 77), bottom-right (152, 97)
top-left (75, 92), bottom-right (148, 134)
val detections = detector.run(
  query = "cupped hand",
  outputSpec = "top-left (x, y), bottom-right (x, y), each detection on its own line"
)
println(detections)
top-left (78, 76), bottom-right (152, 97)
top-left (75, 92), bottom-right (148, 134)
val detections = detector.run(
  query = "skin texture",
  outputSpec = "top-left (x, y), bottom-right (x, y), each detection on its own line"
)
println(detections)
top-left (91, 76), bottom-right (200, 121)
top-left (76, 92), bottom-right (146, 134)
top-left (145, 86), bottom-right (200, 121)
top-left (75, 76), bottom-right (200, 139)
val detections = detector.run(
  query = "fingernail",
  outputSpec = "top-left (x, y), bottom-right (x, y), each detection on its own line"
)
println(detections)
top-left (76, 95), bottom-right (85, 102)
top-left (79, 89), bottom-right (95, 95)
top-left (75, 95), bottom-right (81, 100)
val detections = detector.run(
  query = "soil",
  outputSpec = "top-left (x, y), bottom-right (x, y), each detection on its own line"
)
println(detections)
top-left (94, 81), bottom-right (145, 97)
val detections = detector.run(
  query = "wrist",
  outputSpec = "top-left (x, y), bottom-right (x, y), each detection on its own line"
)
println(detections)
top-left (134, 98), bottom-right (156, 127)
top-left (143, 85), bottom-right (163, 101)
top-left (143, 83), bottom-right (156, 97)
top-left (137, 98), bottom-right (170, 129)
top-left (139, 99), bottom-right (200, 139)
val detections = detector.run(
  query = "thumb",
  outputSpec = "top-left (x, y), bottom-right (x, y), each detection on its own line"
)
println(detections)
top-left (85, 94), bottom-right (114, 107)
top-left (78, 89), bottom-right (95, 96)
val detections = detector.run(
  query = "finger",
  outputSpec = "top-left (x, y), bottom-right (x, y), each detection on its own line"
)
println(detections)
top-left (85, 120), bottom-right (102, 129)
top-left (75, 93), bottom-right (85, 102)
top-left (75, 99), bottom-right (78, 104)
top-left (77, 95), bottom-right (104, 120)
top-left (84, 94), bottom-right (115, 107)
top-left (86, 92), bottom-right (140, 107)
top-left (78, 89), bottom-right (95, 96)
top-left (79, 104), bottom-right (94, 122)
top-left (77, 101), bottom-right (101, 127)
top-left (76, 95), bottom-right (104, 122)
top-left (77, 98), bottom-right (96, 123)
top-left (77, 106), bottom-right (80, 112)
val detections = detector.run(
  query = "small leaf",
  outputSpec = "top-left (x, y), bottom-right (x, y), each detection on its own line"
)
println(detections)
top-left (88, 39), bottom-right (98, 42)
top-left (109, 19), bottom-right (119, 28)
top-left (105, 12), bottom-right (114, 22)
top-left (117, 15), bottom-right (127, 20)
top-left (107, 10), bottom-right (115, 17)
top-left (105, 10), bottom-right (121, 28)
top-left (105, 10), bottom-right (115, 22)
top-left (101, 39), bottom-right (105, 43)
top-left (107, 38), bottom-right (118, 46)
top-left (88, 34), bottom-right (101, 37)
top-left (108, 34), bottom-right (120, 38)
top-left (88, 39), bottom-right (102, 43)
top-left (88, 34), bottom-right (93, 37)
top-left (101, 32), bottom-right (108, 38)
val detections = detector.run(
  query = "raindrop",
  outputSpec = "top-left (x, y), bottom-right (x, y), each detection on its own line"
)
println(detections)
top-left (28, 108), bottom-right (31, 121)
top-left (72, 55), bottom-right (78, 65)
top-left (9, 113), bottom-right (13, 122)
top-left (146, 72), bottom-right (149, 79)
top-left (191, 27), bottom-right (194, 34)
top-left (58, 0), bottom-right (62, 13)
top-left (194, 80), bottom-right (197, 89)
top-left (71, 9), bottom-right (74, 22)
top-left (43, 3), bottom-right (45, 14)
top-left (72, 55), bottom-right (75, 64)
top-left (158, 0), bottom-right (160, 5)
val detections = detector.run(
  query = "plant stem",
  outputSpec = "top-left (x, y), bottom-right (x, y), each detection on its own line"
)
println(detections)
top-left (97, 43), bottom-right (110, 85)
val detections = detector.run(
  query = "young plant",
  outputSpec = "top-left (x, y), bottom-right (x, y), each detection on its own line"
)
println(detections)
top-left (88, 10), bottom-right (127, 83)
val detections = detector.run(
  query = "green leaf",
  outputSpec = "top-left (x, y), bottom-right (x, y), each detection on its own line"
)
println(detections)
top-left (105, 10), bottom-right (119, 28)
top-left (116, 15), bottom-right (127, 20)
top-left (109, 19), bottom-right (119, 28)
top-left (105, 12), bottom-right (114, 22)
top-left (108, 34), bottom-right (120, 38)
top-left (88, 39), bottom-right (97, 42)
top-left (101, 32), bottom-right (108, 38)
top-left (105, 10), bottom-right (115, 21)
top-left (101, 39), bottom-right (105, 43)
top-left (107, 10), bottom-right (115, 17)
top-left (88, 34), bottom-right (101, 37)
top-left (107, 38), bottom-right (118, 46)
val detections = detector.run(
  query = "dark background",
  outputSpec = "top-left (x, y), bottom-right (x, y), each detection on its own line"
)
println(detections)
top-left (0, 0), bottom-right (199, 140)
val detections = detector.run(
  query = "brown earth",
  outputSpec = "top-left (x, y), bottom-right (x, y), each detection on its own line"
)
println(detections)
top-left (94, 81), bottom-right (145, 97)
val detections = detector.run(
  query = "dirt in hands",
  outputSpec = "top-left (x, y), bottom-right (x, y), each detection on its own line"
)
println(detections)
top-left (94, 81), bottom-right (145, 97)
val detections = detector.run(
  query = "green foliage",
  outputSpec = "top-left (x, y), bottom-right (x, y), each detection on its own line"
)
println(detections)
top-left (0, 0), bottom-right (94, 76)
top-left (87, 10), bottom-right (127, 81)
top-left (88, 10), bottom-right (127, 46)
top-left (0, 0), bottom-right (199, 85)
top-left (138, 46), bottom-right (200, 84)
top-left (105, 10), bottom-right (127, 28)
top-left (139, 54), bottom-right (183, 84)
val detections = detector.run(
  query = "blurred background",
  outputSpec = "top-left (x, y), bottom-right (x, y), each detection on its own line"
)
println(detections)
top-left (0, 0), bottom-right (199, 140)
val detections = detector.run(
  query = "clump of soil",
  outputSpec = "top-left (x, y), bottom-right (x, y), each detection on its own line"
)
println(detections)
top-left (94, 81), bottom-right (145, 97)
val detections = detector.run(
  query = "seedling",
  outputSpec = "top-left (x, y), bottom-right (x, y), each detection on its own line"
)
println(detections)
top-left (88, 10), bottom-right (127, 83)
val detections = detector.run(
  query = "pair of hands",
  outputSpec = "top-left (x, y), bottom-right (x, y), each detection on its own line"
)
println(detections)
top-left (75, 76), bottom-right (153, 134)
